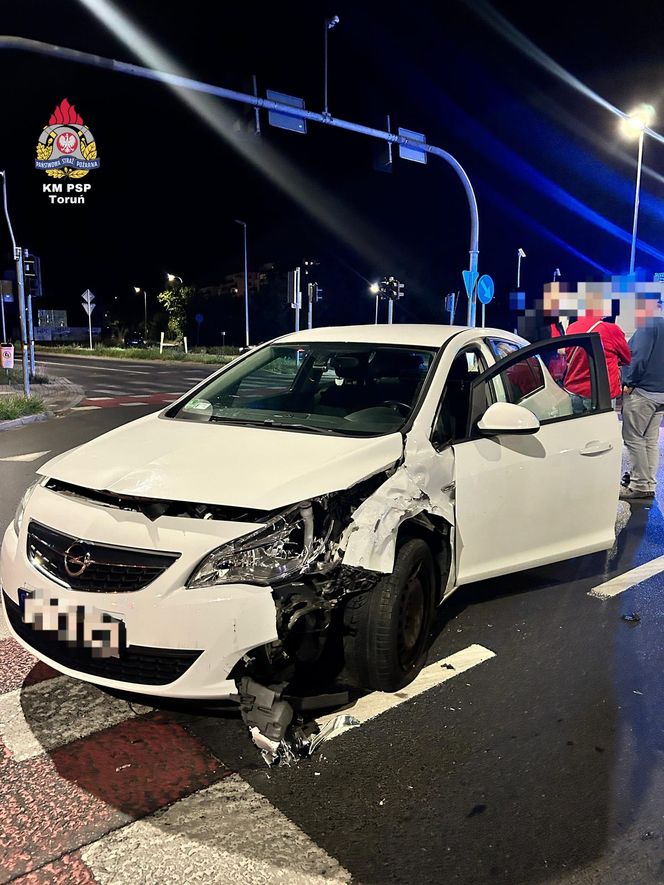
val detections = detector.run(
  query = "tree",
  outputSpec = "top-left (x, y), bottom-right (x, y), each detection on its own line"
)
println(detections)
top-left (156, 285), bottom-right (195, 340)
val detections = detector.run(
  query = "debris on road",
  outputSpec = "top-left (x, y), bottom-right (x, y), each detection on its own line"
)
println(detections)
top-left (238, 676), bottom-right (360, 766)
top-left (621, 611), bottom-right (641, 623)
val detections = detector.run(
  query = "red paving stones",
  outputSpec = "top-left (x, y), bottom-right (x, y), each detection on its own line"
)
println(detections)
top-left (0, 712), bottom-right (226, 882)
top-left (0, 639), bottom-right (58, 694)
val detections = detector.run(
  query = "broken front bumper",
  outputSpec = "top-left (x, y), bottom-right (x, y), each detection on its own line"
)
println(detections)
top-left (0, 515), bottom-right (280, 700)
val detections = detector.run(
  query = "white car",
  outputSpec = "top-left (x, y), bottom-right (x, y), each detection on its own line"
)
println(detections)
top-left (1, 325), bottom-right (620, 752)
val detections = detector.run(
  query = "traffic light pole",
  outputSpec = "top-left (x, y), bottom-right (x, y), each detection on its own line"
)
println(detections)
top-left (0, 36), bottom-right (481, 327)
top-left (0, 171), bottom-right (29, 396)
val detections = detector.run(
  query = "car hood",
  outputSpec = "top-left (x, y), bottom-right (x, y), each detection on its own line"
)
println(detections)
top-left (39, 413), bottom-right (404, 510)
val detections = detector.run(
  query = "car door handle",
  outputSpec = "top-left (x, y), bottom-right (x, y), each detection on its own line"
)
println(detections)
top-left (580, 441), bottom-right (613, 456)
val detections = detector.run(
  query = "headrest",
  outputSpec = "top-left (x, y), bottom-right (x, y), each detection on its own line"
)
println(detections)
top-left (368, 350), bottom-right (427, 380)
top-left (331, 354), bottom-right (368, 381)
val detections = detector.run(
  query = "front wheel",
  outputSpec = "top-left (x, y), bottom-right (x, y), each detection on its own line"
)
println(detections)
top-left (343, 538), bottom-right (436, 692)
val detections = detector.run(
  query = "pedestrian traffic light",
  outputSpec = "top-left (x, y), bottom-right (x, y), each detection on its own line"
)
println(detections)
top-left (314, 284), bottom-right (323, 302)
top-left (396, 281), bottom-right (404, 299)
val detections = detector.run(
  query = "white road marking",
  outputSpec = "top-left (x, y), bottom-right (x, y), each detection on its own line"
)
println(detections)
top-left (0, 451), bottom-right (50, 462)
top-left (0, 675), bottom-right (151, 761)
top-left (0, 610), bottom-right (10, 640)
top-left (82, 775), bottom-right (351, 885)
top-left (589, 554), bottom-right (664, 598)
top-left (316, 643), bottom-right (495, 738)
top-left (73, 405), bottom-right (102, 410)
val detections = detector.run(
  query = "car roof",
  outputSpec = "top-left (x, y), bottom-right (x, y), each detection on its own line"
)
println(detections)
top-left (274, 324), bottom-right (519, 348)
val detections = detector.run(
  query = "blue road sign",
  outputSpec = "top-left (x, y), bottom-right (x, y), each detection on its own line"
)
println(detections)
top-left (195, 313), bottom-right (204, 324)
top-left (266, 90), bottom-right (307, 134)
top-left (398, 127), bottom-right (427, 164)
top-left (462, 270), bottom-right (479, 299)
top-left (477, 274), bottom-right (495, 305)
top-left (2, 293), bottom-right (13, 303)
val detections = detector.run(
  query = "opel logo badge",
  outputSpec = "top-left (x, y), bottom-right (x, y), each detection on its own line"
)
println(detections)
top-left (64, 542), bottom-right (91, 577)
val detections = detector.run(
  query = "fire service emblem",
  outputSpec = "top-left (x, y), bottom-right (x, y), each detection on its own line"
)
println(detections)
top-left (36, 99), bottom-right (100, 204)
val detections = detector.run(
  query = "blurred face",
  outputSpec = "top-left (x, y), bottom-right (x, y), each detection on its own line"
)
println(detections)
top-left (634, 297), bottom-right (663, 326)
top-left (580, 290), bottom-right (610, 318)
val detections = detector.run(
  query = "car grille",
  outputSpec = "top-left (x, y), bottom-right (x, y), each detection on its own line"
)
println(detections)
top-left (27, 521), bottom-right (180, 593)
top-left (3, 592), bottom-right (201, 686)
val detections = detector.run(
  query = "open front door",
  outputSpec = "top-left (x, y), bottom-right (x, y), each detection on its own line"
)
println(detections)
top-left (453, 334), bottom-right (622, 585)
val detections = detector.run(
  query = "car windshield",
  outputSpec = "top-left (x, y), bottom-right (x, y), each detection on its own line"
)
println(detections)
top-left (169, 342), bottom-right (437, 435)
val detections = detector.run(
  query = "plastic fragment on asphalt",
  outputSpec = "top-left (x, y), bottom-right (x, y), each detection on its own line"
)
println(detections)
top-left (621, 611), bottom-right (641, 623)
top-left (308, 714), bottom-right (360, 754)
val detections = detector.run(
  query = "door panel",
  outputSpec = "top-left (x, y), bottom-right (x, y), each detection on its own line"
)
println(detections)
top-left (452, 334), bottom-right (621, 584)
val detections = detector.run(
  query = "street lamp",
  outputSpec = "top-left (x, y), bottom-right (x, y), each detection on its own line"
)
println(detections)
top-left (166, 273), bottom-right (183, 285)
top-left (516, 247), bottom-right (526, 289)
top-left (323, 15), bottom-right (340, 117)
top-left (620, 103), bottom-right (655, 274)
top-left (134, 286), bottom-right (147, 338)
top-left (369, 281), bottom-right (380, 323)
top-left (234, 219), bottom-right (249, 347)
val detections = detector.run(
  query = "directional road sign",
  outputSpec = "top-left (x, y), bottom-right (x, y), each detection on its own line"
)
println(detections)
top-left (477, 274), bottom-right (495, 305)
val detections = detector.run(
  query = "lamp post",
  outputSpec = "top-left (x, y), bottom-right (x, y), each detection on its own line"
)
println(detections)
top-left (620, 103), bottom-right (655, 275)
top-left (369, 281), bottom-right (380, 323)
top-left (134, 286), bottom-right (147, 338)
top-left (516, 247), bottom-right (526, 289)
top-left (166, 273), bottom-right (183, 285)
top-left (234, 219), bottom-right (249, 347)
top-left (323, 15), bottom-right (340, 118)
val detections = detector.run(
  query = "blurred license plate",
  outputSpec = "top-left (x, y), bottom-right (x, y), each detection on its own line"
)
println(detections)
top-left (19, 588), bottom-right (126, 658)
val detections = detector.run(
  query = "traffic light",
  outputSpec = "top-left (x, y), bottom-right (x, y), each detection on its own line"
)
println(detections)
top-left (23, 253), bottom-right (42, 298)
top-left (314, 283), bottom-right (323, 302)
top-left (380, 276), bottom-right (404, 300)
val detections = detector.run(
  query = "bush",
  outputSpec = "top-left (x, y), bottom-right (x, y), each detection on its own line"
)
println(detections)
top-left (0, 395), bottom-right (45, 420)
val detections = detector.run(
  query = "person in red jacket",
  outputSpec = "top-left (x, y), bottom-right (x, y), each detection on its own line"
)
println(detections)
top-left (563, 291), bottom-right (631, 412)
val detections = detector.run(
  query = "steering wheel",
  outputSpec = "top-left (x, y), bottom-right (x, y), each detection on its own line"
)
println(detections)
top-left (381, 400), bottom-right (411, 415)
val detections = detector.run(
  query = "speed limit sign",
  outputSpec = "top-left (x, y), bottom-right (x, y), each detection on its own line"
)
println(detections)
top-left (1, 344), bottom-right (14, 369)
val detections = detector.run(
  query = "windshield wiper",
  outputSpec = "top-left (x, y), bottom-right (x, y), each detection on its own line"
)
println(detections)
top-left (208, 415), bottom-right (335, 434)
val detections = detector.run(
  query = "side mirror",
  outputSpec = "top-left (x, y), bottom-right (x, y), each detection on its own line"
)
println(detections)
top-left (477, 401), bottom-right (540, 435)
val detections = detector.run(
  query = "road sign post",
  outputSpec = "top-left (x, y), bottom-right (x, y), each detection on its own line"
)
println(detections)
top-left (81, 289), bottom-right (95, 350)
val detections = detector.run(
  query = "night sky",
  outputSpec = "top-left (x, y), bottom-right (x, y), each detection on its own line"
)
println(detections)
top-left (2, 0), bottom-right (664, 342)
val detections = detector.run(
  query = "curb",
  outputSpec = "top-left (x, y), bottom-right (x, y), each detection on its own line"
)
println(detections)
top-left (0, 376), bottom-right (85, 432)
top-left (0, 411), bottom-right (53, 433)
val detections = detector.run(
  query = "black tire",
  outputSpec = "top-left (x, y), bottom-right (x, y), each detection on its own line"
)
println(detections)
top-left (343, 538), bottom-right (436, 692)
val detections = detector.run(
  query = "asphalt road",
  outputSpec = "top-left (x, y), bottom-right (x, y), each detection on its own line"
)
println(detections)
top-left (1, 395), bottom-right (664, 883)
top-left (35, 351), bottom-right (216, 401)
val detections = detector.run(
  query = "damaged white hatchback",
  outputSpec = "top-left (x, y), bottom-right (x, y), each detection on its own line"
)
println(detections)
top-left (1, 324), bottom-right (621, 758)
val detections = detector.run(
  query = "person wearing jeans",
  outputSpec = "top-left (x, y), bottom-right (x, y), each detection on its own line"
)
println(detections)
top-left (621, 295), bottom-right (664, 501)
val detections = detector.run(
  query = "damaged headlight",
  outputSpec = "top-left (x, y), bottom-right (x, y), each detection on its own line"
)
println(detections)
top-left (13, 476), bottom-right (45, 536)
top-left (187, 501), bottom-right (327, 589)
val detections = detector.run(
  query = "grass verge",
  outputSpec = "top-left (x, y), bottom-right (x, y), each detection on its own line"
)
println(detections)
top-left (35, 345), bottom-right (234, 365)
top-left (0, 395), bottom-right (45, 421)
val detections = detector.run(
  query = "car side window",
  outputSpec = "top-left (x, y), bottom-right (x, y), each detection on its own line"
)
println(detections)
top-left (483, 339), bottom-right (603, 424)
top-left (431, 347), bottom-right (487, 448)
top-left (487, 338), bottom-right (522, 360)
